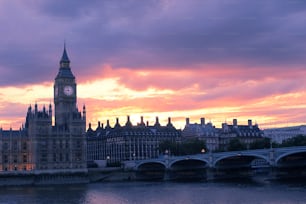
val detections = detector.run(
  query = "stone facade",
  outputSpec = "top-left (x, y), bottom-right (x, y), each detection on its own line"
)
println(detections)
top-left (0, 129), bottom-right (32, 171)
top-left (182, 118), bottom-right (264, 151)
top-left (264, 125), bottom-right (306, 144)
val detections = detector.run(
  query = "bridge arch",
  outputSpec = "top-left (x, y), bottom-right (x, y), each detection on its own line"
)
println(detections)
top-left (276, 149), bottom-right (306, 166)
top-left (169, 158), bottom-right (208, 170)
top-left (136, 161), bottom-right (166, 171)
top-left (214, 153), bottom-right (269, 168)
top-left (136, 161), bottom-right (167, 180)
top-left (169, 157), bottom-right (209, 168)
top-left (169, 158), bottom-right (208, 180)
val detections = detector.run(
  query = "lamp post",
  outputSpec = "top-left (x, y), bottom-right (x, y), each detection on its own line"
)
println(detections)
top-left (106, 155), bottom-right (110, 167)
top-left (133, 153), bottom-right (136, 160)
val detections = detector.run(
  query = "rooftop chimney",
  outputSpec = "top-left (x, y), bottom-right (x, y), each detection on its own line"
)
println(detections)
top-left (200, 118), bottom-right (205, 126)
top-left (140, 116), bottom-right (145, 126)
top-left (186, 118), bottom-right (190, 125)
top-left (233, 119), bottom-right (238, 127)
top-left (248, 119), bottom-right (252, 128)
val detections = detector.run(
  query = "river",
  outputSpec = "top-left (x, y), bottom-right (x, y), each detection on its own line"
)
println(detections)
top-left (0, 180), bottom-right (306, 204)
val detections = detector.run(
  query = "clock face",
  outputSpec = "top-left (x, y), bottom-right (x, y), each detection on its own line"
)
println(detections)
top-left (64, 85), bottom-right (74, 96)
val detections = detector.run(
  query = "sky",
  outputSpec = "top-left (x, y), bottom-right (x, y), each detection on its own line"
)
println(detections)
top-left (1, 0), bottom-right (306, 130)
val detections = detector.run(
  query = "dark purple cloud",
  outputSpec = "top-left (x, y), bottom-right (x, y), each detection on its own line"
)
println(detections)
top-left (0, 0), bottom-right (306, 86)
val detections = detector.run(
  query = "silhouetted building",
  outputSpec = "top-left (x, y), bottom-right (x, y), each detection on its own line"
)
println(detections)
top-left (87, 116), bottom-right (181, 165)
top-left (219, 119), bottom-right (264, 151)
top-left (182, 117), bottom-right (219, 151)
top-left (0, 47), bottom-right (87, 173)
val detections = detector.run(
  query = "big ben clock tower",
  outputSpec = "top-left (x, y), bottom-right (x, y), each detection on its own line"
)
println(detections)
top-left (54, 45), bottom-right (77, 126)
top-left (25, 45), bottom-right (87, 173)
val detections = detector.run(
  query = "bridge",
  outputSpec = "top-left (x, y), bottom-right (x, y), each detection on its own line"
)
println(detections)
top-left (123, 146), bottom-right (306, 180)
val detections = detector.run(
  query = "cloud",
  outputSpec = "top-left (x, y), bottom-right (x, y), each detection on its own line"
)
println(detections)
top-left (0, 0), bottom-right (306, 87)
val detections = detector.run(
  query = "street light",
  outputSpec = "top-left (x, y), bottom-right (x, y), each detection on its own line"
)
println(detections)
top-left (201, 148), bottom-right (206, 154)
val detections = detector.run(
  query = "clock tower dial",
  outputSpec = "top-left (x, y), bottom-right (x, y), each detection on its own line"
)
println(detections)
top-left (64, 85), bottom-right (74, 96)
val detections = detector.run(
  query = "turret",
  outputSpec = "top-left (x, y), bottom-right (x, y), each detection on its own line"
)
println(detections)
top-left (35, 103), bottom-right (38, 114)
top-left (125, 115), bottom-right (132, 127)
top-left (87, 122), bottom-right (93, 132)
top-left (167, 117), bottom-right (173, 128)
top-left (114, 118), bottom-right (121, 128)
top-left (139, 116), bottom-right (145, 126)
top-left (83, 105), bottom-right (86, 121)
top-left (154, 117), bottom-right (160, 127)
top-left (49, 103), bottom-right (52, 117)
top-left (105, 119), bottom-right (111, 129)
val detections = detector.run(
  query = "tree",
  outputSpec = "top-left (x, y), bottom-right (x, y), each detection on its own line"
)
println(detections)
top-left (227, 138), bottom-right (247, 151)
top-left (280, 135), bottom-right (306, 147)
top-left (249, 138), bottom-right (271, 150)
top-left (159, 138), bottom-right (207, 156)
top-left (179, 138), bottom-right (207, 155)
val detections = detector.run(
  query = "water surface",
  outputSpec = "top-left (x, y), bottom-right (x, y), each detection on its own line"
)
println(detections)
top-left (0, 180), bottom-right (305, 204)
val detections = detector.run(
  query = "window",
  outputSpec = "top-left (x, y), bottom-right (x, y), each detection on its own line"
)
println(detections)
top-left (40, 154), bottom-right (47, 162)
top-left (3, 155), bottom-right (8, 163)
top-left (13, 155), bottom-right (18, 163)
top-left (13, 141), bottom-right (18, 151)
top-left (23, 154), bottom-right (27, 163)
top-left (23, 142), bottom-right (27, 150)
top-left (3, 143), bottom-right (8, 151)
top-left (76, 153), bottom-right (82, 161)
top-left (76, 140), bottom-right (81, 148)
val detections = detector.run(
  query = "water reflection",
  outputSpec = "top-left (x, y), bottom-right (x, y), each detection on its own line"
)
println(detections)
top-left (0, 181), bottom-right (305, 204)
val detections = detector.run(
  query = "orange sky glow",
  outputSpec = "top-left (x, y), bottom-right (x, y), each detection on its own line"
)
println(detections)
top-left (1, 64), bottom-right (306, 130)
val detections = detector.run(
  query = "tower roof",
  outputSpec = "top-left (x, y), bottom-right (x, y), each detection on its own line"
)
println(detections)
top-left (56, 45), bottom-right (75, 79)
top-left (60, 44), bottom-right (70, 63)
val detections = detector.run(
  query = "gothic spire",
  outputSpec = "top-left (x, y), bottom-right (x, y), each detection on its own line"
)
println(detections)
top-left (60, 43), bottom-right (70, 68)
top-left (56, 44), bottom-right (75, 79)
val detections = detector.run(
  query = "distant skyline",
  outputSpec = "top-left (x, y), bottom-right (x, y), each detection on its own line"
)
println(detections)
top-left (1, 0), bottom-right (306, 129)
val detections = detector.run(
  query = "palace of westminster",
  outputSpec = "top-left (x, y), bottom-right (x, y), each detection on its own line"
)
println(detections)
top-left (1, 47), bottom-right (299, 173)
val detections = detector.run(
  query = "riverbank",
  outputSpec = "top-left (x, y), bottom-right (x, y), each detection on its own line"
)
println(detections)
top-left (0, 167), bottom-right (305, 186)
top-left (0, 171), bottom-right (89, 186)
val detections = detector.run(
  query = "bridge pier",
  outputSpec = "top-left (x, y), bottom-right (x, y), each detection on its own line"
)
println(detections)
top-left (206, 168), bottom-right (215, 181)
top-left (269, 149), bottom-right (276, 166)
